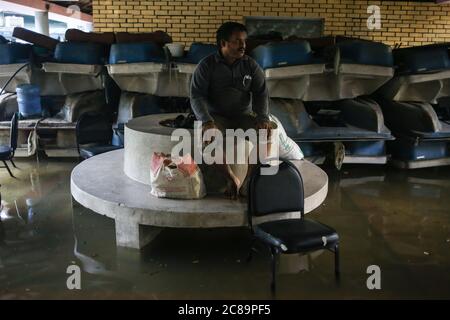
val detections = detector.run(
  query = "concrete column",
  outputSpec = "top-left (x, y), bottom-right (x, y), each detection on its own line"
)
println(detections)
top-left (35, 11), bottom-right (49, 36)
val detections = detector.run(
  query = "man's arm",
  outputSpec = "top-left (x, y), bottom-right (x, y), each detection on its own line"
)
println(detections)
top-left (190, 60), bottom-right (214, 123)
top-left (249, 58), bottom-right (270, 121)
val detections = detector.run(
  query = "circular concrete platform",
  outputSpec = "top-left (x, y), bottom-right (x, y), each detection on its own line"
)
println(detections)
top-left (71, 149), bottom-right (328, 249)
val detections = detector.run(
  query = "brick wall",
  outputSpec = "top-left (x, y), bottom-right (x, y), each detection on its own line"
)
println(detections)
top-left (92, 0), bottom-right (450, 47)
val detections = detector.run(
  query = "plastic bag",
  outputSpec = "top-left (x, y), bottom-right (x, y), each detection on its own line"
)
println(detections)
top-left (150, 153), bottom-right (206, 199)
top-left (269, 114), bottom-right (304, 160)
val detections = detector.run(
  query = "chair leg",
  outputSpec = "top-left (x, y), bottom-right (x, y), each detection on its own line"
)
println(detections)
top-left (270, 247), bottom-right (278, 293)
top-left (334, 244), bottom-right (340, 282)
top-left (2, 161), bottom-right (15, 178)
top-left (10, 159), bottom-right (18, 169)
top-left (246, 237), bottom-right (256, 263)
top-left (0, 191), bottom-right (4, 243)
top-left (0, 215), bottom-right (4, 244)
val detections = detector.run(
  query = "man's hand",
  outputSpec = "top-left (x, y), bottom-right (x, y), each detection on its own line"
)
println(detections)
top-left (255, 118), bottom-right (273, 139)
top-left (202, 120), bottom-right (218, 146)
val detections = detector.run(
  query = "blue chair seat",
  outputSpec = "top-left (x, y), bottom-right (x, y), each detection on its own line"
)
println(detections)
top-left (0, 43), bottom-right (32, 64)
top-left (337, 40), bottom-right (394, 67)
top-left (79, 145), bottom-right (122, 159)
top-left (255, 218), bottom-right (339, 254)
top-left (173, 42), bottom-right (217, 64)
top-left (55, 42), bottom-right (105, 65)
top-left (0, 145), bottom-right (13, 158)
top-left (411, 121), bottom-right (450, 139)
top-left (393, 44), bottom-right (450, 75)
top-left (251, 41), bottom-right (313, 69)
top-left (109, 43), bottom-right (166, 64)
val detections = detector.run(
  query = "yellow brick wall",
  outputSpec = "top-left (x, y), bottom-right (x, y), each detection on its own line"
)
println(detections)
top-left (92, 0), bottom-right (450, 47)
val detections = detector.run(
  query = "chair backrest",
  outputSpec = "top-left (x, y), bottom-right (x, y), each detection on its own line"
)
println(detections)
top-left (248, 159), bottom-right (305, 227)
top-left (76, 112), bottom-right (113, 146)
top-left (10, 112), bottom-right (19, 151)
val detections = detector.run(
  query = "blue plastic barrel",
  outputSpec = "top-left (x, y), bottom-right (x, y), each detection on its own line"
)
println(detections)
top-left (16, 84), bottom-right (42, 118)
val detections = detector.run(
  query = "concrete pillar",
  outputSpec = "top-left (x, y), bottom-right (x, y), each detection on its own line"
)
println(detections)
top-left (115, 215), bottom-right (162, 249)
top-left (35, 11), bottom-right (49, 36)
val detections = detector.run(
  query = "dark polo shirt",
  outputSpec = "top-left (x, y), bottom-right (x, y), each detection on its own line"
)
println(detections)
top-left (190, 51), bottom-right (269, 123)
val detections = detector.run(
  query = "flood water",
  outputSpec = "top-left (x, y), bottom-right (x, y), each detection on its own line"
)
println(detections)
top-left (0, 158), bottom-right (449, 299)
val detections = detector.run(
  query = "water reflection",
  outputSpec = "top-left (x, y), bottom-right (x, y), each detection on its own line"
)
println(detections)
top-left (326, 165), bottom-right (450, 274)
top-left (340, 175), bottom-right (385, 198)
top-left (0, 160), bottom-right (450, 299)
top-left (278, 251), bottom-right (324, 275)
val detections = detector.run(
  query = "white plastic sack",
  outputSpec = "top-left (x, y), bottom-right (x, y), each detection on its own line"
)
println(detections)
top-left (269, 114), bottom-right (304, 160)
top-left (150, 153), bottom-right (206, 199)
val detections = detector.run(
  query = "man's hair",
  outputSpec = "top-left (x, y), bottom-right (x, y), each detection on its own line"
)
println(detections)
top-left (216, 22), bottom-right (247, 47)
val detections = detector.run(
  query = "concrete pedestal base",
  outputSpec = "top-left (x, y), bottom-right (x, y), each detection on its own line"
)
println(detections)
top-left (71, 150), bottom-right (328, 249)
top-left (115, 217), bottom-right (162, 249)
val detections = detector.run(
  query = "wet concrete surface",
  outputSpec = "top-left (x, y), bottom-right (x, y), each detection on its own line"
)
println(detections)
top-left (0, 158), bottom-right (449, 299)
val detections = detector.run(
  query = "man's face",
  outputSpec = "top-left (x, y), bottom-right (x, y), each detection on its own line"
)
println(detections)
top-left (221, 30), bottom-right (247, 61)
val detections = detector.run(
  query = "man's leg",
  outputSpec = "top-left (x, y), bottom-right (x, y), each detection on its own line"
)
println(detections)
top-left (324, 141), bottom-right (345, 170)
top-left (238, 116), bottom-right (277, 197)
top-left (334, 141), bottom-right (345, 170)
top-left (217, 155), bottom-right (241, 199)
top-left (208, 114), bottom-right (241, 199)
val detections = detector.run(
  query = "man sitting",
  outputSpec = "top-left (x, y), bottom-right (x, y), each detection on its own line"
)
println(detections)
top-left (190, 22), bottom-right (275, 199)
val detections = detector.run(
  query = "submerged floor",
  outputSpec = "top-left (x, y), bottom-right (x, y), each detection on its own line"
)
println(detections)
top-left (0, 156), bottom-right (449, 299)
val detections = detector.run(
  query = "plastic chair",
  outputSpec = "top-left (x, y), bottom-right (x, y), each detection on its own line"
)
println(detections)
top-left (76, 112), bottom-right (122, 160)
top-left (0, 112), bottom-right (19, 177)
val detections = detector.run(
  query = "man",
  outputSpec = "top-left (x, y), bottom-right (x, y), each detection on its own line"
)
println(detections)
top-left (190, 22), bottom-right (274, 199)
